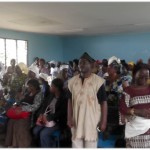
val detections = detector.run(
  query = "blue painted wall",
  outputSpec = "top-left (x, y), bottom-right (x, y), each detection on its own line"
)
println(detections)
top-left (0, 29), bottom-right (63, 65)
top-left (1, 28), bottom-right (150, 64)
top-left (63, 32), bottom-right (150, 63)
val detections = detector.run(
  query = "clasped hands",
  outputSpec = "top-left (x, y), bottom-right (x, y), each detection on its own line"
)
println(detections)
top-left (37, 114), bottom-right (48, 124)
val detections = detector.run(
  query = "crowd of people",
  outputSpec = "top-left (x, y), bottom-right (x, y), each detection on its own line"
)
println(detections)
top-left (0, 52), bottom-right (150, 148)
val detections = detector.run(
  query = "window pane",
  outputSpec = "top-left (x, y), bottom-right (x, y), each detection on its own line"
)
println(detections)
top-left (17, 40), bottom-right (27, 65)
top-left (0, 38), bottom-right (5, 65)
top-left (6, 39), bottom-right (17, 67)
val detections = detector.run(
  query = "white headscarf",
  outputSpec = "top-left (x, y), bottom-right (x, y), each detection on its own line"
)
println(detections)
top-left (108, 56), bottom-right (121, 66)
top-left (39, 73), bottom-right (48, 82)
top-left (28, 63), bottom-right (39, 78)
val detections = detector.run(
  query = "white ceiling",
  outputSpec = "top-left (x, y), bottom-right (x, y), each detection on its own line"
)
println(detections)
top-left (1, 2), bottom-right (150, 35)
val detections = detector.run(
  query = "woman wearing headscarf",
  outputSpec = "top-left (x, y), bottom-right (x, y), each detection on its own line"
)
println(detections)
top-left (104, 56), bottom-right (131, 147)
top-left (119, 63), bottom-right (150, 148)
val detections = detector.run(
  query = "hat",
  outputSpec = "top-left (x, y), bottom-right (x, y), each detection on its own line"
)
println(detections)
top-left (80, 52), bottom-right (95, 63)
top-left (108, 56), bottom-right (120, 66)
top-left (60, 65), bottom-right (69, 71)
top-left (39, 73), bottom-right (48, 81)
top-left (28, 64), bottom-right (39, 78)
top-left (18, 62), bottom-right (29, 74)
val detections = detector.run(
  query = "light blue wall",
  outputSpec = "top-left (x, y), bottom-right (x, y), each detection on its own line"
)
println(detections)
top-left (0, 29), bottom-right (63, 65)
top-left (63, 32), bottom-right (150, 63)
top-left (1, 28), bottom-right (150, 64)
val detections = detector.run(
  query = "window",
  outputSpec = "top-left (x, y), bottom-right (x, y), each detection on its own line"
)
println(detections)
top-left (0, 38), bottom-right (27, 67)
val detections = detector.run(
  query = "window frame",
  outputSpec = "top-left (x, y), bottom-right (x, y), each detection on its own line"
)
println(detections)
top-left (0, 37), bottom-right (28, 66)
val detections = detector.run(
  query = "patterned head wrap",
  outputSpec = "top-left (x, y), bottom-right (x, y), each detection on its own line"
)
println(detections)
top-left (108, 56), bottom-right (122, 74)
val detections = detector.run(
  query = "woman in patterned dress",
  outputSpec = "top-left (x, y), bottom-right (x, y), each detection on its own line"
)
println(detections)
top-left (119, 63), bottom-right (150, 148)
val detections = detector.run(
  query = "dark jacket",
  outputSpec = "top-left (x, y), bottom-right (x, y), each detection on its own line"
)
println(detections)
top-left (38, 91), bottom-right (68, 129)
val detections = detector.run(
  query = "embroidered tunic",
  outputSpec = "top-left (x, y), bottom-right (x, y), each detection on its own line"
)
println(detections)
top-left (68, 73), bottom-right (105, 141)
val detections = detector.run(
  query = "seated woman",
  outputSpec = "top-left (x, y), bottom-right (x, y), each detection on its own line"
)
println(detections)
top-left (5, 79), bottom-right (43, 148)
top-left (33, 78), bottom-right (67, 148)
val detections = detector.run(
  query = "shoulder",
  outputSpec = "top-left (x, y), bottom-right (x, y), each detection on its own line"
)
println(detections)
top-left (35, 91), bottom-right (43, 98)
top-left (123, 85), bottom-right (133, 94)
top-left (68, 74), bottom-right (79, 82)
top-left (68, 74), bottom-right (80, 86)
top-left (92, 73), bottom-right (105, 85)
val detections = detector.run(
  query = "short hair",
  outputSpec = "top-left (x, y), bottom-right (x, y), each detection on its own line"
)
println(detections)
top-left (69, 61), bottom-right (73, 68)
top-left (51, 78), bottom-right (64, 92)
top-left (11, 59), bottom-right (16, 63)
top-left (102, 59), bottom-right (108, 67)
top-left (39, 58), bottom-right (45, 64)
top-left (73, 59), bottom-right (79, 66)
top-left (34, 57), bottom-right (39, 61)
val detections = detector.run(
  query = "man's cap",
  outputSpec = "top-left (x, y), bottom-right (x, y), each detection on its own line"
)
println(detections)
top-left (80, 52), bottom-right (95, 63)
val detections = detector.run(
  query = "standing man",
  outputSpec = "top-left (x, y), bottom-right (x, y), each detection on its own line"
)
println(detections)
top-left (67, 52), bottom-right (107, 148)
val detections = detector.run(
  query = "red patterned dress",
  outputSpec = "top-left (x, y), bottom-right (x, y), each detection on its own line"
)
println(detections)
top-left (120, 85), bottom-right (150, 148)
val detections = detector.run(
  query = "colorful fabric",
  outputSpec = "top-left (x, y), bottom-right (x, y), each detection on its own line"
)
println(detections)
top-left (120, 86), bottom-right (150, 148)
top-left (10, 73), bottom-right (27, 92)
top-left (21, 91), bottom-right (43, 112)
top-left (126, 134), bottom-right (150, 148)
top-left (105, 75), bottom-right (130, 136)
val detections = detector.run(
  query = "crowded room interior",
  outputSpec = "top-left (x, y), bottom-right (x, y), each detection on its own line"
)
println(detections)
top-left (0, 1), bottom-right (150, 148)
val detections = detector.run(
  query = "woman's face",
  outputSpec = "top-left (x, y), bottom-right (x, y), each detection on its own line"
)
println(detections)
top-left (39, 60), bottom-right (44, 68)
top-left (50, 83), bottom-right (57, 93)
top-left (135, 69), bottom-right (149, 86)
top-left (107, 65), bottom-right (116, 76)
top-left (27, 83), bottom-right (36, 93)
